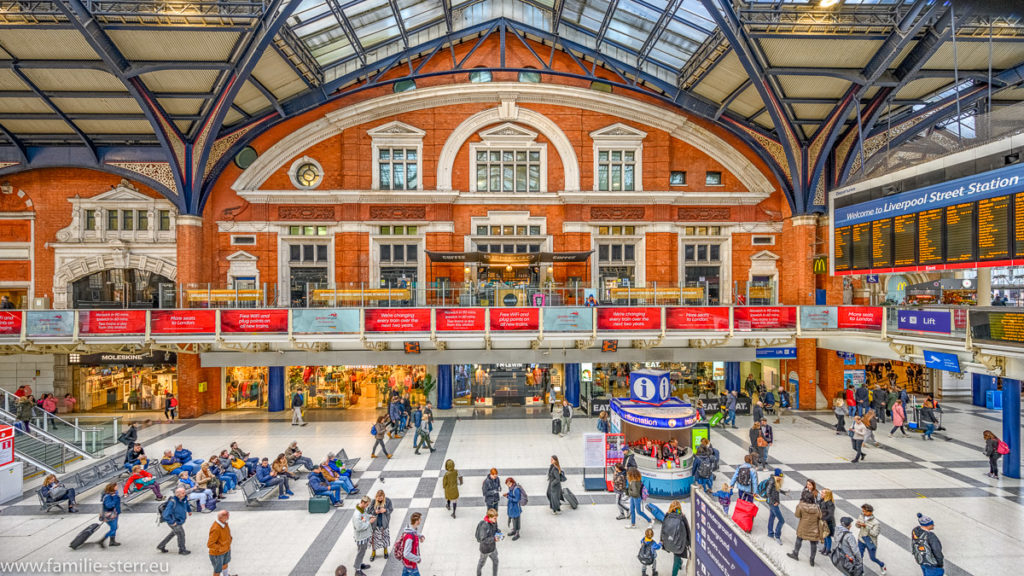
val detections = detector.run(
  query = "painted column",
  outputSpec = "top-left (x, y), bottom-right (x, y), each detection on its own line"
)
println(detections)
top-left (437, 365), bottom-right (453, 410)
top-left (976, 268), bottom-right (992, 307)
top-left (268, 366), bottom-right (285, 413)
top-left (564, 363), bottom-right (581, 407)
top-left (725, 362), bottom-right (741, 393)
top-left (175, 215), bottom-right (204, 296)
top-left (1004, 377), bottom-right (1021, 479)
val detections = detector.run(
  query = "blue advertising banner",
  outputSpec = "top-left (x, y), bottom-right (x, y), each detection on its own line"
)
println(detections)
top-left (896, 310), bottom-right (951, 334)
top-left (694, 491), bottom-right (780, 576)
top-left (923, 350), bottom-right (961, 373)
top-left (611, 398), bottom-right (700, 429)
top-left (800, 306), bottom-right (837, 330)
top-left (25, 311), bottom-right (74, 337)
top-left (834, 162), bottom-right (1024, 227)
top-left (542, 307), bottom-right (593, 332)
top-left (755, 347), bottom-right (797, 359)
top-left (291, 309), bottom-right (359, 333)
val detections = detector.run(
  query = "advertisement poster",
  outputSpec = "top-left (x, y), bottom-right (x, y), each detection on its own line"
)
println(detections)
top-left (150, 310), bottom-right (217, 334)
top-left (733, 306), bottom-right (797, 330)
top-left (800, 306), bottom-right (837, 330)
top-left (436, 308), bottom-right (485, 331)
top-left (490, 308), bottom-right (540, 330)
top-left (364, 308), bottom-right (431, 332)
top-left (292, 309), bottom-right (360, 333)
top-left (597, 307), bottom-right (661, 330)
top-left (220, 309), bottom-right (289, 333)
top-left (837, 306), bottom-right (883, 330)
top-left (843, 369), bottom-right (867, 388)
top-left (25, 311), bottom-right (74, 338)
top-left (542, 307), bottom-right (593, 331)
top-left (0, 311), bottom-right (22, 336)
top-left (79, 310), bottom-right (146, 334)
top-left (896, 309), bottom-right (951, 334)
top-left (665, 307), bottom-right (730, 330)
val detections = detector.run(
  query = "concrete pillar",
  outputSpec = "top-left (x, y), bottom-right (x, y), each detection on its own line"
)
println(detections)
top-left (780, 216), bottom-right (818, 305)
top-left (794, 338), bottom-right (819, 410)
top-left (977, 268), bottom-right (992, 306)
top-left (176, 215), bottom-right (204, 298)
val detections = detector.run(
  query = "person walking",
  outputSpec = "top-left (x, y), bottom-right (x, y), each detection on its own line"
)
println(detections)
top-left (911, 513), bottom-right (945, 576)
top-left (98, 482), bottom-right (121, 548)
top-left (920, 398), bottom-right (939, 440)
top-left (157, 487), bottom-right (191, 555)
top-left (725, 390), bottom-right (738, 429)
top-left (15, 394), bottom-right (33, 433)
top-left (752, 401), bottom-right (764, 424)
top-left (729, 454), bottom-right (758, 503)
top-left (371, 417), bottom-right (391, 459)
top-left (475, 508), bottom-right (501, 576)
top-left (165, 393), bottom-right (178, 421)
top-left (352, 496), bottom-right (374, 576)
top-left (503, 477), bottom-right (522, 540)
top-left (833, 397), bottom-right (846, 435)
top-left (559, 399), bottom-right (573, 436)
top-left (766, 469), bottom-right (785, 545)
top-left (207, 510), bottom-right (232, 576)
top-left (290, 389), bottom-right (306, 426)
top-left (873, 386), bottom-right (888, 425)
top-left (856, 503), bottom-right (886, 574)
top-left (613, 462), bottom-right (630, 519)
top-left (845, 386), bottom-right (856, 418)
top-left (983, 430), bottom-right (1004, 479)
top-left (747, 421), bottom-right (763, 469)
top-left (819, 489), bottom-right (836, 555)
top-left (851, 416), bottom-right (867, 463)
top-left (855, 385), bottom-right (870, 417)
top-left (863, 409), bottom-right (879, 448)
top-left (547, 455), bottom-right (565, 515)
top-left (626, 467), bottom-right (652, 528)
top-left (834, 517), bottom-right (864, 575)
top-left (483, 468), bottom-right (501, 520)
top-left (890, 399), bottom-right (908, 437)
top-left (398, 513), bottom-right (424, 576)
top-left (413, 412), bottom-right (435, 455)
top-left (759, 418), bottom-right (774, 472)
top-left (443, 459), bottom-right (461, 518)
top-left (597, 410), bottom-right (610, 434)
top-left (787, 491), bottom-right (822, 567)
top-left (660, 500), bottom-right (690, 576)
top-left (370, 490), bottom-right (394, 561)
top-left (638, 527), bottom-right (662, 576)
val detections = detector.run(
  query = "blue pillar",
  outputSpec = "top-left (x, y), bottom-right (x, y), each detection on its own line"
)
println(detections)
top-left (725, 362), bottom-right (741, 393)
top-left (437, 365), bottom-right (453, 410)
top-left (268, 366), bottom-right (285, 412)
top-left (1004, 377), bottom-right (1021, 479)
top-left (564, 363), bottom-right (581, 408)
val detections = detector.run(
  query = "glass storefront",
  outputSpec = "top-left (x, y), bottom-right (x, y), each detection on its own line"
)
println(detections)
top-left (224, 366), bottom-right (268, 409)
top-left (223, 365), bottom-right (428, 410)
top-left (70, 352), bottom-right (177, 412)
top-left (452, 364), bottom-right (557, 407)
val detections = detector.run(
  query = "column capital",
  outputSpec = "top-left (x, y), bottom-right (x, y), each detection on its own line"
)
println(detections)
top-left (788, 215), bottom-right (819, 227)
top-left (176, 215), bottom-right (203, 227)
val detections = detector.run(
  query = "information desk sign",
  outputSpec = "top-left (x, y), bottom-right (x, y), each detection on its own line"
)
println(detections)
top-left (629, 369), bottom-right (671, 405)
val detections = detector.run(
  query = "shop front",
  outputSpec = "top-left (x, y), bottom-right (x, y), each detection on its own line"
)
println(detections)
top-left (581, 361), bottom-right (726, 415)
top-left (70, 352), bottom-right (177, 412)
top-left (452, 363), bottom-right (557, 407)
top-left (223, 364), bottom-right (428, 410)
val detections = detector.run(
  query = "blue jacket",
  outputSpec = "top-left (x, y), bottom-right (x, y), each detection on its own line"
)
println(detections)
top-left (413, 408), bottom-right (423, 429)
top-left (597, 419), bottom-right (610, 434)
top-left (255, 464), bottom-right (273, 484)
top-left (506, 484), bottom-right (522, 518)
top-left (102, 493), bottom-right (121, 514)
top-left (729, 463), bottom-right (758, 494)
top-left (308, 472), bottom-right (330, 494)
top-left (326, 460), bottom-right (351, 478)
top-left (174, 448), bottom-right (193, 464)
top-left (389, 401), bottom-right (402, 421)
top-left (162, 496), bottom-right (189, 525)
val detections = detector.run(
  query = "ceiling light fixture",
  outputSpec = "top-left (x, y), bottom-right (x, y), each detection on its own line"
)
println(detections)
top-left (819, 0), bottom-right (840, 7)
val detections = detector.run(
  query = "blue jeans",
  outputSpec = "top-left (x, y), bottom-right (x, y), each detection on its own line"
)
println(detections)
top-left (630, 497), bottom-right (651, 525)
top-left (219, 474), bottom-right (237, 492)
top-left (925, 422), bottom-right (935, 438)
top-left (401, 567), bottom-right (420, 576)
top-left (696, 477), bottom-right (713, 492)
top-left (858, 538), bottom-right (885, 569)
top-left (330, 478), bottom-right (355, 494)
top-left (857, 404), bottom-right (868, 417)
top-left (726, 408), bottom-right (736, 426)
top-left (316, 488), bottom-right (340, 504)
top-left (847, 405), bottom-right (855, 417)
top-left (767, 504), bottom-right (784, 538)
top-left (922, 566), bottom-right (944, 576)
top-left (104, 518), bottom-right (117, 538)
top-left (823, 535), bottom-right (832, 552)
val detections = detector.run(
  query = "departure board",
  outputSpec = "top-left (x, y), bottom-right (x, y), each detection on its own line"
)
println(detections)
top-left (971, 311), bottom-right (1024, 345)
top-left (834, 227), bottom-right (851, 271)
top-left (978, 195), bottom-right (1010, 260)
top-left (944, 203), bottom-right (974, 263)
top-left (871, 218), bottom-right (892, 268)
top-left (851, 222), bottom-right (872, 270)
top-left (918, 208), bottom-right (944, 264)
top-left (893, 214), bottom-right (917, 267)
top-left (1016, 193), bottom-right (1024, 259)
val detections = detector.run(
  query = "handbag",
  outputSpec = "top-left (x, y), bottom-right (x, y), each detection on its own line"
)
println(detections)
top-left (100, 510), bottom-right (118, 521)
top-left (818, 518), bottom-right (830, 539)
top-left (231, 459), bottom-right (246, 469)
top-left (757, 436), bottom-right (768, 448)
top-left (49, 485), bottom-right (68, 500)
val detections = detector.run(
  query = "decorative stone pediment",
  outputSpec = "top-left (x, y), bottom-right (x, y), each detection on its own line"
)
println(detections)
top-left (88, 182), bottom-right (152, 203)
top-left (478, 122), bottom-right (539, 144)
top-left (367, 121), bottom-right (426, 138)
top-left (227, 250), bottom-right (258, 262)
top-left (590, 122), bottom-right (647, 141)
top-left (751, 250), bottom-right (780, 261)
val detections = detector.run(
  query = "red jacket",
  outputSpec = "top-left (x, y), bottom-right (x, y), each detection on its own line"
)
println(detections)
top-left (845, 389), bottom-right (855, 407)
top-left (125, 470), bottom-right (155, 494)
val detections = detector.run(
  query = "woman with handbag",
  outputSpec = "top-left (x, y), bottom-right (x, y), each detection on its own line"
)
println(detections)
top-left (787, 491), bottom-right (823, 566)
top-left (41, 474), bottom-right (77, 512)
top-left (546, 455), bottom-right (565, 515)
top-left (819, 489), bottom-right (836, 555)
top-left (370, 490), bottom-right (394, 560)
top-left (99, 482), bottom-right (121, 548)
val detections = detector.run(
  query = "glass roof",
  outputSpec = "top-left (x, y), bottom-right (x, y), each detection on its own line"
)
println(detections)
top-left (285, 0), bottom-right (715, 77)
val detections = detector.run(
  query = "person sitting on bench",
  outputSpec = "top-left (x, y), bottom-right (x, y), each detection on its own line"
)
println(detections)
top-left (124, 465), bottom-right (163, 500)
top-left (161, 450), bottom-right (184, 475)
top-left (217, 450), bottom-right (246, 483)
top-left (174, 444), bottom-right (203, 474)
top-left (308, 466), bottom-right (343, 507)
top-left (123, 443), bottom-right (147, 472)
top-left (207, 455), bottom-right (238, 492)
top-left (41, 474), bottom-right (78, 512)
top-left (321, 457), bottom-right (358, 495)
top-left (229, 442), bottom-right (259, 476)
top-left (256, 457), bottom-right (293, 500)
top-left (285, 442), bottom-right (315, 472)
top-left (176, 471), bottom-right (213, 512)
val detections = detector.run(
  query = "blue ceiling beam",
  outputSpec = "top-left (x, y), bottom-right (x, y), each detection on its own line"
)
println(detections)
top-left (328, 0), bottom-right (367, 66)
top-left (0, 145), bottom-right (177, 198)
top-left (7, 64), bottom-right (97, 162)
top-left (247, 76), bottom-right (286, 118)
top-left (0, 121), bottom-right (27, 164)
top-left (637, 0), bottom-right (685, 70)
top-left (595, 0), bottom-right (620, 49)
top-left (388, 0), bottom-right (409, 49)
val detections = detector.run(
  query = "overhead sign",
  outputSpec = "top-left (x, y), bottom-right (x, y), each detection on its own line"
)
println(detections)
top-left (490, 308), bottom-right (539, 331)
top-left (866, 274), bottom-right (879, 284)
top-left (800, 306), bottom-right (837, 330)
top-left (403, 341), bottom-right (421, 354)
top-left (150, 310), bottom-right (216, 334)
top-left (0, 311), bottom-right (21, 336)
top-left (665, 307), bottom-right (730, 331)
top-left (601, 339), bottom-right (618, 353)
top-left (733, 306), bottom-right (797, 330)
top-left (25, 311), bottom-right (74, 338)
top-left (220, 309), bottom-right (288, 333)
top-left (597, 307), bottom-right (661, 330)
top-left (896, 309), bottom-right (951, 334)
top-left (923, 350), bottom-right (961, 373)
top-left (364, 308), bottom-right (431, 332)
top-left (436, 308), bottom-right (485, 331)
top-left (291, 309), bottom-right (360, 333)
top-left (542, 307), bottom-right (593, 332)
top-left (629, 369), bottom-right (671, 405)
top-left (755, 347), bottom-right (797, 359)
top-left (79, 310), bottom-right (146, 334)
top-left (837, 306), bottom-right (883, 330)
top-left (970, 311), bottom-right (1024, 344)
top-left (813, 256), bottom-right (828, 274)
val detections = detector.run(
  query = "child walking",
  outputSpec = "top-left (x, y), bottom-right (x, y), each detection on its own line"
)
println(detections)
top-left (638, 527), bottom-right (662, 576)
top-left (712, 483), bottom-right (734, 515)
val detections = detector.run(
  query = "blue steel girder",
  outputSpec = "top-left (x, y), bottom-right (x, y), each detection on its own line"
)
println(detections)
top-left (699, 0), bottom-right (804, 212)
top-left (7, 63), bottom-right (97, 161)
top-left (637, 0), bottom-right (685, 69)
top-left (202, 18), bottom-right (796, 214)
top-left (595, 0), bottom-right (621, 49)
top-left (0, 121), bottom-right (27, 164)
top-left (388, 0), bottom-right (409, 49)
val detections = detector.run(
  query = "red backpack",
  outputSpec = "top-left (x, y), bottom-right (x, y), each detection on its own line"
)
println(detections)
top-left (997, 440), bottom-right (1010, 455)
top-left (393, 532), bottom-right (418, 565)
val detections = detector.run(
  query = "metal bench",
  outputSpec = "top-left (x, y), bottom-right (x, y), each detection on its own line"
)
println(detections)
top-left (331, 449), bottom-right (360, 472)
top-left (37, 489), bottom-right (70, 513)
top-left (240, 476), bottom-right (280, 506)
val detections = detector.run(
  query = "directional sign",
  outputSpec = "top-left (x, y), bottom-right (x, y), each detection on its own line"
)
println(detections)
top-left (923, 350), bottom-right (961, 373)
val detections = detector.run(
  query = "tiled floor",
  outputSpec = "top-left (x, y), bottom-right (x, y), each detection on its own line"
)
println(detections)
top-left (0, 402), bottom-right (1020, 576)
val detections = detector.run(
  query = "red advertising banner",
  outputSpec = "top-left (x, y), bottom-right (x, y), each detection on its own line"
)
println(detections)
top-left (597, 307), bottom-right (662, 330)
top-left (151, 310), bottom-right (217, 334)
top-left (0, 311), bottom-right (22, 335)
top-left (436, 308), bottom-right (485, 331)
top-left (220, 309), bottom-right (288, 333)
top-left (490, 308), bottom-right (540, 331)
top-left (733, 306), bottom-right (797, 330)
top-left (79, 310), bottom-right (147, 334)
top-left (665, 307), bottom-right (730, 331)
top-left (837, 306), bottom-right (883, 330)
top-left (364, 308), bottom-right (432, 332)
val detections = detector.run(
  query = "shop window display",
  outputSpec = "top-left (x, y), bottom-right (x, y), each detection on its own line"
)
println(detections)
top-left (582, 362), bottom-right (725, 414)
top-left (453, 364), bottom-right (553, 407)
top-left (71, 353), bottom-right (177, 412)
top-left (224, 367), bottom-right (268, 409)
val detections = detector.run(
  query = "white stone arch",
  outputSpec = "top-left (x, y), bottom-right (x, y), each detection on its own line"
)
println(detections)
top-left (53, 252), bottom-right (177, 309)
top-left (436, 104), bottom-right (580, 192)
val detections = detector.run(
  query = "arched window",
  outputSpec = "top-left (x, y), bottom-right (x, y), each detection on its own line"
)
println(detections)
top-left (393, 79), bottom-right (416, 93)
top-left (469, 69), bottom-right (493, 83)
top-left (518, 69), bottom-right (541, 83)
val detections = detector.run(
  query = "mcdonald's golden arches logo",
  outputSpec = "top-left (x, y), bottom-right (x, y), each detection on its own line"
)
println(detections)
top-left (813, 256), bottom-right (828, 275)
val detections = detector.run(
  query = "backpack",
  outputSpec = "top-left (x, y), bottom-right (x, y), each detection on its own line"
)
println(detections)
top-left (370, 424), bottom-right (378, 436)
top-left (641, 485), bottom-right (649, 501)
top-left (755, 478), bottom-right (772, 500)
top-left (156, 500), bottom-right (169, 524)
top-left (737, 465), bottom-right (751, 487)
top-left (394, 532), bottom-right (416, 563)
top-left (997, 440), bottom-right (1010, 455)
top-left (867, 418), bottom-right (877, 431)
top-left (517, 485), bottom-right (529, 507)
top-left (475, 520), bottom-right (491, 543)
top-left (912, 529), bottom-right (938, 566)
top-left (697, 457), bottom-right (713, 479)
top-left (637, 540), bottom-right (656, 565)
top-left (292, 393), bottom-right (303, 408)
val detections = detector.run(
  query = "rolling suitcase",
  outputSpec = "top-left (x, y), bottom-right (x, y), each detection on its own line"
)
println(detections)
top-left (646, 502), bottom-right (665, 523)
top-left (562, 487), bottom-right (578, 509)
top-left (731, 498), bottom-right (758, 533)
top-left (69, 523), bottom-right (101, 550)
top-left (308, 495), bottom-right (331, 514)
top-left (552, 418), bottom-right (562, 435)
top-left (708, 411), bottom-right (725, 427)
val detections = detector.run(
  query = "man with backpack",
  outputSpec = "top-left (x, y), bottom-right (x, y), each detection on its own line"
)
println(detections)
top-left (291, 389), bottom-right (306, 426)
top-left (832, 517), bottom-right (864, 576)
top-left (475, 508), bottom-right (501, 576)
top-left (157, 487), bottom-right (191, 555)
top-left (911, 513), bottom-right (944, 576)
top-left (396, 512), bottom-right (425, 576)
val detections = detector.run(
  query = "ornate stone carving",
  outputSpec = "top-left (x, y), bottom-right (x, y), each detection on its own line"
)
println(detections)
top-left (590, 206), bottom-right (644, 220)
top-left (277, 205), bottom-right (336, 220)
top-left (205, 122), bottom-right (260, 179)
top-left (107, 162), bottom-right (178, 195)
top-left (677, 207), bottom-right (731, 221)
top-left (369, 205), bottom-right (427, 220)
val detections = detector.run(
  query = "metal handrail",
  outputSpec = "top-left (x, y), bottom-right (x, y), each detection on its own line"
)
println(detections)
top-left (10, 425), bottom-right (70, 475)
top-left (0, 390), bottom-right (110, 457)
top-left (0, 410), bottom-right (95, 460)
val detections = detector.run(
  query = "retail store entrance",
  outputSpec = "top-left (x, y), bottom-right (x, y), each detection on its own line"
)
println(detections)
top-left (70, 352), bottom-right (177, 412)
top-left (223, 364), bottom-right (429, 410)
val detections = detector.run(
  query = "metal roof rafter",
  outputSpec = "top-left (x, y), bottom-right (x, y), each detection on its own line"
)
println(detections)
top-left (0, 121), bottom-right (27, 164)
top-left (328, 0), bottom-right (366, 65)
top-left (7, 62), bottom-right (96, 161)
top-left (637, 0), bottom-right (685, 70)
top-left (247, 76), bottom-right (286, 117)
top-left (595, 0), bottom-right (620, 49)
top-left (387, 0), bottom-right (409, 49)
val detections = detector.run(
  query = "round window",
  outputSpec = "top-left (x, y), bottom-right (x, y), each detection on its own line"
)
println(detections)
top-left (233, 146), bottom-right (258, 169)
top-left (295, 162), bottom-right (321, 188)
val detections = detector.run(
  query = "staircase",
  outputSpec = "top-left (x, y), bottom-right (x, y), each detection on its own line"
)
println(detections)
top-left (8, 425), bottom-right (82, 476)
top-left (1, 389), bottom-right (123, 456)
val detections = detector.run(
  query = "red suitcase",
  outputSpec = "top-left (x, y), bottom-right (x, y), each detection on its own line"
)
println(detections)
top-left (731, 498), bottom-right (758, 533)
